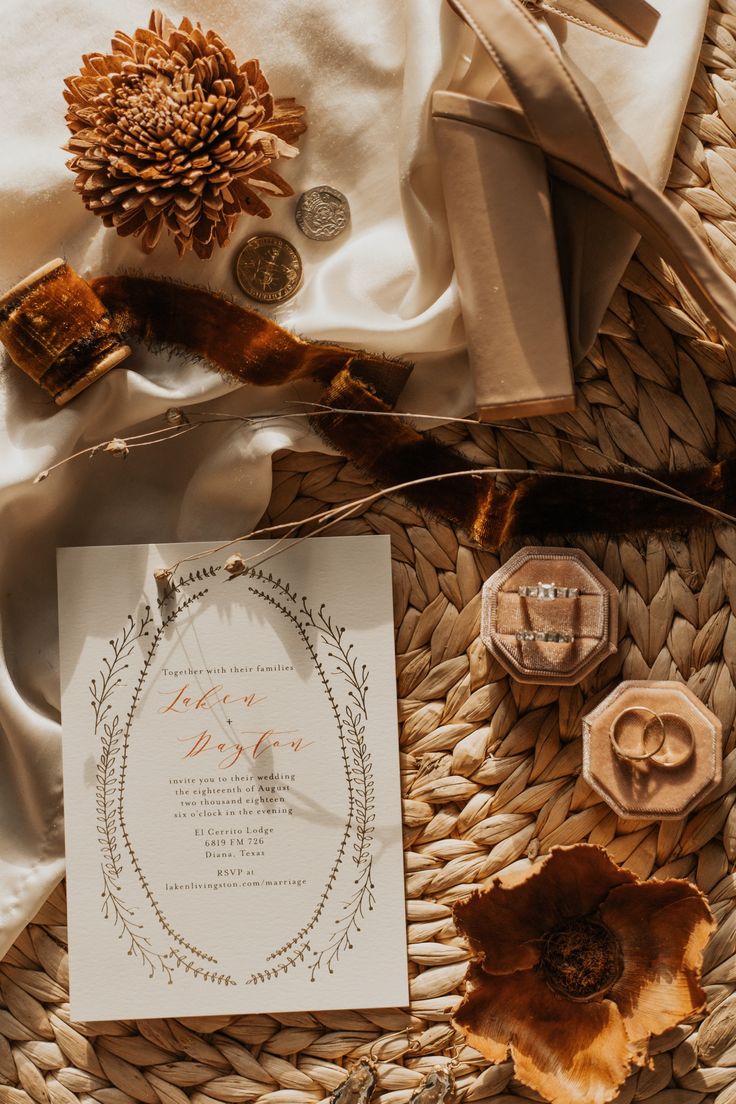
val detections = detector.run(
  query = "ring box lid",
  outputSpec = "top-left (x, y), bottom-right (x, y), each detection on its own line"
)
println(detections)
top-left (582, 680), bottom-right (722, 820)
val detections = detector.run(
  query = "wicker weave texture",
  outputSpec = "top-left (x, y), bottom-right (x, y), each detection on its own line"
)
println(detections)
top-left (4, 5), bottom-right (736, 1103)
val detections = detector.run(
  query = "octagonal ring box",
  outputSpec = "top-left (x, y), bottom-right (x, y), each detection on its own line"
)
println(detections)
top-left (583, 680), bottom-right (722, 820)
top-left (480, 546), bottom-right (618, 686)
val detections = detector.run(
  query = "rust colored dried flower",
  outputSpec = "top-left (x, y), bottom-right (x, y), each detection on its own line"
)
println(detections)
top-left (63, 11), bottom-right (306, 258)
top-left (453, 844), bottom-right (715, 1104)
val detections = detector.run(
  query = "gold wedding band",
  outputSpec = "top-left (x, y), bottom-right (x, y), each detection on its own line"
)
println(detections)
top-left (610, 706), bottom-right (666, 761)
top-left (649, 712), bottom-right (695, 769)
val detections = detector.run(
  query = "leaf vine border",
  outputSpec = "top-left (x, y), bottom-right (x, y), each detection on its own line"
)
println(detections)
top-left (93, 562), bottom-right (376, 988)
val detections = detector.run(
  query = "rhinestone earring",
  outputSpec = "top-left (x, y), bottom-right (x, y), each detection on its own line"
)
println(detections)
top-left (329, 1059), bottom-right (377, 1104)
top-left (408, 1065), bottom-right (455, 1104)
top-left (329, 1030), bottom-right (409, 1104)
top-left (407, 1041), bottom-right (460, 1104)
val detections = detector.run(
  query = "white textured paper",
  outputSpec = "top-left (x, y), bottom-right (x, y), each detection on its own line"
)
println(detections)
top-left (58, 536), bottom-right (407, 1020)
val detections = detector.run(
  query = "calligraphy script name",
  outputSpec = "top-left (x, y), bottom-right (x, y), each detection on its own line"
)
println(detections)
top-left (158, 684), bottom-right (266, 713)
top-left (179, 730), bottom-right (314, 769)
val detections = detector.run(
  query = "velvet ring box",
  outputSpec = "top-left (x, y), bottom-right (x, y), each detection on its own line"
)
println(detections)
top-left (480, 546), bottom-right (618, 686)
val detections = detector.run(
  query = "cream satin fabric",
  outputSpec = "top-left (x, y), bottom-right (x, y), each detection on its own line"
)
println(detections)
top-left (0, 0), bottom-right (707, 957)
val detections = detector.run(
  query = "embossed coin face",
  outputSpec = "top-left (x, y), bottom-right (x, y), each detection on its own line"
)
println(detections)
top-left (235, 234), bottom-right (303, 303)
top-left (295, 186), bottom-right (351, 241)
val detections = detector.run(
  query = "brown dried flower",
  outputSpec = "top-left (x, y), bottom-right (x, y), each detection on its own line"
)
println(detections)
top-left (453, 844), bottom-right (715, 1104)
top-left (63, 11), bottom-right (306, 258)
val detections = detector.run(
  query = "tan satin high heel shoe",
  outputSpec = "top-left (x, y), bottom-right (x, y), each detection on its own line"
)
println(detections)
top-left (433, 0), bottom-right (733, 422)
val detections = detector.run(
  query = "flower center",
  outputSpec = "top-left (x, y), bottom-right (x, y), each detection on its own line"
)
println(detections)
top-left (541, 918), bottom-right (622, 1001)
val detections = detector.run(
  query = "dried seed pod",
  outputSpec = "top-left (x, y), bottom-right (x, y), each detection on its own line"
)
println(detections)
top-left (223, 553), bottom-right (247, 577)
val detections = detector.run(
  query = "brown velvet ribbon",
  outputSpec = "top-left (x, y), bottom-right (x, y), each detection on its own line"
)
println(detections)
top-left (2, 266), bottom-right (734, 548)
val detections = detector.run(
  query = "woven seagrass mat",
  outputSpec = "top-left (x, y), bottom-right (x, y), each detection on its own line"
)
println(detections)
top-left (6, 6), bottom-right (736, 1104)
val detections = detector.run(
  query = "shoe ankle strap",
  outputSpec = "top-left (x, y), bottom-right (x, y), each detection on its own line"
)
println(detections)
top-left (534, 0), bottom-right (658, 45)
top-left (445, 0), bottom-right (653, 191)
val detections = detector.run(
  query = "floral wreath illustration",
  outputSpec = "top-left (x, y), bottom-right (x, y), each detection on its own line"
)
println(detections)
top-left (93, 562), bottom-right (376, 986)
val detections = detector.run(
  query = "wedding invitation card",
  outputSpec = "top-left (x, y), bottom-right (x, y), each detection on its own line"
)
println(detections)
top-left (57, 537), bottom-right (408, 1020)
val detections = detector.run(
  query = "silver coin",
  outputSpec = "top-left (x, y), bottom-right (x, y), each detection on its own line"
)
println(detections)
top-left (295, 186), bottom-right (351, 241)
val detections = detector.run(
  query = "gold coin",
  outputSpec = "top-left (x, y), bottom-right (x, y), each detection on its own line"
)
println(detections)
top-left (235, 234), bottom-right (303, 303)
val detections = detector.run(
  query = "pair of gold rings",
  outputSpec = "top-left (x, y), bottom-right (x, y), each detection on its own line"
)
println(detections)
top-left (610, 706), bottom-right (695, 769)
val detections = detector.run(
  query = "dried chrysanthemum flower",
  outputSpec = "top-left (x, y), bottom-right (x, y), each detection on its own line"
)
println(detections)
top-left (453, 844), bottom-right (715, 1104)
top-left (63, 11), bottom-right (306, 258)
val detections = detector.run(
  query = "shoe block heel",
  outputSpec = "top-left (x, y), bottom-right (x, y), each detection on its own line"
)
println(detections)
top-left (433, 94), bottom-right (576, 421)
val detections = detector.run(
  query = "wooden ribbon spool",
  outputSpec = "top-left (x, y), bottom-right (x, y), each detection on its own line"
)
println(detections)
top-left (0, 258), bottom-right (131, 405)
